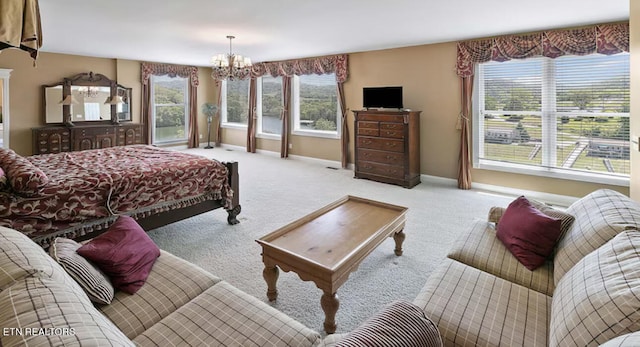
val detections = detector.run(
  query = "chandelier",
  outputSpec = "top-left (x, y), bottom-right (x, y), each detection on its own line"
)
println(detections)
top-left (76, 86), bottom-right (99, 98)
top-left (211, 35), bottom-right (252, 80)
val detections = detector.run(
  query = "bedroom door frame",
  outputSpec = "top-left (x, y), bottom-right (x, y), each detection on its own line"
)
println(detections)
top-left (0, 69), bottom-right (12, 149)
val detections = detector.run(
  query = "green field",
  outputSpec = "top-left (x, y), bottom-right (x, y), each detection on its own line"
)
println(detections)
top-left (483, 115), bottom-right (629, 175)
top-left (155, 125), bottom-right (185, 142)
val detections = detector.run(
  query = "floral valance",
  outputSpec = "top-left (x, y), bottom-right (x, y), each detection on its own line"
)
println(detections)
top-left (456, 22), bottom-right (629, 78)
top-left (211, 54), bottom-right (348, 83)
top-left (141, 62), bottom-right (199, 86)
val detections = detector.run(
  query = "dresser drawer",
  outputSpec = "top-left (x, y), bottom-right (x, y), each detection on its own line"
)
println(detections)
top-left (356, 114), bottom-right (405, 123)
top-left (358, 149), bottom-right (405, 166)
top-left (379, 123), bottom-right (404, 139)
top-left (33, 128), bottom-right (71, 154)
top-left (357, 121), bottom-right (380, 136)
top-left (357, 161), bottom-right (405, 179)
top-left (357, 136), bottom-right (404, 153)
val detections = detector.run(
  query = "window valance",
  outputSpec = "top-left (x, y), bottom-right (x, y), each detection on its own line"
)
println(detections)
top-left (141, 62), bottom-right (199, 87)
top-left (456, 22), bottom-right (629, 78)
top-left (211, 54), bottom-right (348, 83)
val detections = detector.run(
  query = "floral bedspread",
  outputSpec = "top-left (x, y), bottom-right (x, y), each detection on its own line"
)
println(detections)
top-left (0, 145), bottom-right (233, 245)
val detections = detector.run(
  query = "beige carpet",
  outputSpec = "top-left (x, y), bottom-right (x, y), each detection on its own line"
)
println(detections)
top-left (146, 146), bottom-right (515, 335)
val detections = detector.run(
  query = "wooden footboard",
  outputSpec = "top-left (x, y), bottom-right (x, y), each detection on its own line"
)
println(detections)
top-left (136, 161), bottom-right (241, 230)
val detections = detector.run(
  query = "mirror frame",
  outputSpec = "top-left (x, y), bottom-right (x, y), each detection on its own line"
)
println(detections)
top-left (115, 84), bottom-right (132, 122)
top-left (42, 72), bottom-right (127, 126)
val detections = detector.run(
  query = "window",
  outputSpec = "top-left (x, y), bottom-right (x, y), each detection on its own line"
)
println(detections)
top-left (474, 53), bottom-right (630, 185)
top-left (151, 75), bottom-right (189, 144)
top-left (293, 73), bottom-right (340, 138)
top-left (222, 79), bottom-right (250, 127)
top-left (83, 103), bottom-right (101, 120)
top-left (257, 76), bottom-right (283, 137)
top-left (0, 68), bottom-right (11, 149)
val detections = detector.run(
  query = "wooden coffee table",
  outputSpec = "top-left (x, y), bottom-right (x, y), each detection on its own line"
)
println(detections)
top-left (256, 195), bottom-right (407, 333)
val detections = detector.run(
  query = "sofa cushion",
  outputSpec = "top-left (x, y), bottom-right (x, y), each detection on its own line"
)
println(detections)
top-left (496, 196), bottom-right (563, 270)
top-left (335, 300), bottom-right (443, 347)
top-left (99, 250), bottom-right (222, 339)
top-left (49, 237), bottom-right (115, 305)
top-left (447, 219), bottom-right (555, 295)
top-left (77, 215), bottom-right (160, 294)
top-left (0, 276), bottom-right (134, 347)
top-left (550, 230), bottom-right (640, 347)
top-left (0, 226), bottom-right (67, 291)
top-left (554, 189), bottom-right (640, 285)
top-left (414, 258), bottom-right (551, 347)
top-left (133, 280), bottom-right (322, 347)
top-left (599, 331), bottom-right (640, 347)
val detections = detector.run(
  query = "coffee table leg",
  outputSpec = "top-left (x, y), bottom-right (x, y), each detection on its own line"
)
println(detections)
top-left (263, 264), bottom-right (279, 301)
top-left (393, 230), bottom-right (405, 256)
top-left (321, 291), bottom-right (339, 334)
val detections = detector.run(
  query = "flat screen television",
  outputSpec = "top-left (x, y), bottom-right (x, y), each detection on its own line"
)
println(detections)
top-left (363, 86), bottom-right (403, 109)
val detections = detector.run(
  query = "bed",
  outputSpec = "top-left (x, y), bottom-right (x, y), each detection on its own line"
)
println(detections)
top-left (0, 145), bottom-right (240, 248)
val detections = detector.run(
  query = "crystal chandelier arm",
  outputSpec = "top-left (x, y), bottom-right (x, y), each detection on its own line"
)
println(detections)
top-left (211, 35), bottom-right (251, 80)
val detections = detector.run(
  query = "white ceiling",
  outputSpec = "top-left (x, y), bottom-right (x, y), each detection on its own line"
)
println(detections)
top-left (38, 0), bottom-right (629, 67)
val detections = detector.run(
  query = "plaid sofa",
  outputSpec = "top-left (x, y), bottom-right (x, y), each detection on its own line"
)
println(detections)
top-left (413, 189), bottom-right (640, 347)
top-left (0, 225), bottom-right (325, 346)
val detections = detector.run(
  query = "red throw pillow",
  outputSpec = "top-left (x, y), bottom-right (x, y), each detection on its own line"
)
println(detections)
top-left (496, 196), bottom-right (562, 271)
top-left (77, 215), bottom-right (160, 294)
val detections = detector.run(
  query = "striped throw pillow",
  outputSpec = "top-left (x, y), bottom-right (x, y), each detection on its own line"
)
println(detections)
top-left (336, 300), bottom-right (443, 347)
top-left (49, 237), bottom-right (115, 305)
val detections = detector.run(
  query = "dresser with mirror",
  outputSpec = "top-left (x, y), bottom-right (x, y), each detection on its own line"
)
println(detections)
top-left (33, 72), bottom-right (143, 155)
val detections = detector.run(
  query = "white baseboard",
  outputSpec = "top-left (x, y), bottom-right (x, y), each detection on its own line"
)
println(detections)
top-left (421, 174), bottom-right (578, 207)
top-left (217, 144), bottom-right (348, 170)
top-left (215, 144), bottom-right (577, 207)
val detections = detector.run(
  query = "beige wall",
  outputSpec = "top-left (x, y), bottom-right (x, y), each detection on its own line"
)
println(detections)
top-left (224, 40), bottom-right (627, 197)
top-left (0, 52), bottom-right (215, 155)
top-left (0, 20), bottom-right (634, 197)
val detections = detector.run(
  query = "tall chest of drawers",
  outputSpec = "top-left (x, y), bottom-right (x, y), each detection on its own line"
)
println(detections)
top-left (353, 110), bottom-right (421, 188)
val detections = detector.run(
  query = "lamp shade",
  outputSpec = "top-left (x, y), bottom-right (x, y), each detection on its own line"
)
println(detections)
top-left (105, 95), bottom-right (124, 105)
top-left (59, 94), bottom-right (78, 105)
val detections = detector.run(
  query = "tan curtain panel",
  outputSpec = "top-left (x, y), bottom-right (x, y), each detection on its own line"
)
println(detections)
top-left (281, 77), bottom-right (292, 158)
top-left (188, 82), bottom-right (199, 148)
top-left (141, 62), bottom-right (200, 147)
top-left (247, 78), bottom-right (257, 153)
top-left (215, 81), bottom-right (223, 146)
top-left (458, 77), bottom-right (473, 190)
top-left (0, 0), bottom-right (42, 64)
top-left (337, 82), bottom-right (349, 169)
top-left (454, 22), bottom-right (628, 190)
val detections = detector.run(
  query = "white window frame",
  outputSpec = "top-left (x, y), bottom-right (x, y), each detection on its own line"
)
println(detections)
top-left (150, 75), bottom-right (190, 145)
top-left (292, 74), bottom-right (341, 139)
top-left (221, 79), bottom-right (249, 130)
top-left (0, 69), bottom-right (11, 149)
top-left (256, 76), bottom-right (282, 140)
top-left (472, 57), bottom-right (629, 187)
